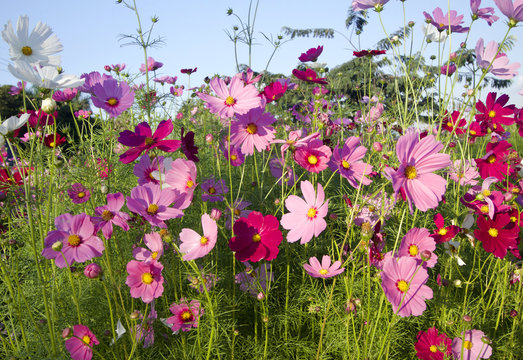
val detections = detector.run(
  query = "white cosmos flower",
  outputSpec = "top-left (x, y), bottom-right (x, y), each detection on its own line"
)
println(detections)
top-left (2, 15), bottom-right (62, 66)
top-left (0, 113), bottom-right (30, 147)
top-left (8, 62), bottom-right (84, 89)
top-left (422, 23), bottom-right (448, 43)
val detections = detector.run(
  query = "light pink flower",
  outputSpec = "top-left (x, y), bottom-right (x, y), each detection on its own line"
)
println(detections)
top-left (230, 107), bottom-right (276, 155)
top-left (160, 158), bottom-right (198, 210)
top-left (179, 214), bottom-right (218, 261)
top-left (451, 329), bottom-right (493, 359)
top-left (133, 232), bottom-right (164, 263)
top-left (303, 255), bottom-right (344, 278)
top-left (328, 136), bottom-right (373, 188)
top-left (92, 192), bottom-right (130, 239)
top-left (476, 38), bottom-right (520, 79)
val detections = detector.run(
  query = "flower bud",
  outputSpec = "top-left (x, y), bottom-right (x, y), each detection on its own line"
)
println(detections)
top-left (130, 311), bottom-right (140, 320)
top-left (408, 21), bottom-right (415, 27)
top-left (421, 250), bottom-right (432, 261)
top-left (205, 134), bottom-right (213, 144)
top-left (510, 309), bottom-right (518, 318)
top-left (51, 241), bottom-right (63, 252)
top-left (329, 213), bottom-right (338, 220)
top-left (100, 184), bottom-right (108, 194)
top-left (41, 98), bottom-right (56, 114)
top-left (84, 263), bottom-right (102, 279)
top-left (257, 292), bottom-right (265, 300)
top-left (372, 142), bottom-right (383, 152)
top-left (62, 327), bottom-right (72, 339)
top-left (104, 65), bottom-right (111, 72)
top-left (210, 208), bottom-right (222, 221)
top-left (453, 279), bottom-right (462, 288)
top-left (462, 315), bottom-right (472, 322)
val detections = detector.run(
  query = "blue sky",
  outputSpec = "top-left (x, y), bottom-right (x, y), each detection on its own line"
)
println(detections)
top-left (1, 0), bottom-right (522, 103)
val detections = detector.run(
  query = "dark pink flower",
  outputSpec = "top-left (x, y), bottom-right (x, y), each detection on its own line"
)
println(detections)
top-left (262, 81), bottom-right (287, 103)
top-left (299, 46), bottom-right (323, 62)
top-left (139, 57), bottom-right (163, 73)
top-left (180, 67), bottom-right (197, 75)
top-left (180, 127), bottom-right (199, 162)
top-left (475, 92), bottom-right (515, 133)
top-left (441, 110), bottom-right (467, 135)
top-left (52, 88), bottom-right (78, 102)
top-left (475, 140), bottom-right (514, 180)
top-left (84, 263), bottom-right (102, 279)
top-left (126, 260), bottom-right (164, 303)
top-left (292, 68), bottom-right (328, 85)
top-left (294, 138), bottom-right (332, 173)
top-left (166, 298), bottom-right (203, 332)
top-left (440, 63), bottom-right (457, 76)
top-left (430, 213), bottom-right (461, 243)
top-left (65, 324), bottom-right (99, 360)
top-left (133, 155), bottom-right (164, 186)
top-left (415, 327), bottom-right (452, 360)
top-left (328, 136), bottom-right (373, 188)
top-left (474, 212), bottom-right (519, 258)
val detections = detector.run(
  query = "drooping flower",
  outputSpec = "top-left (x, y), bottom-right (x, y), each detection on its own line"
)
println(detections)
top-left (475, 38), bottom-right (520, 79)
top-left (67, 183), bottom-right (90, 204)
top-left (303, 255), bottom-right (344, 278)
top-left (414, 327), bottom-right (452, 360)
top-left (423, 8), bottom-right (470, 33)
top-left (471, 0), bottom-right (499, 26)
top-left (52, 88), bottom-right (78, 102)
top-left (328, 136), bottom-right (373, 188)
top-left (91, 78), bottom-right (135, 118)
top-left (474, 212), bottom-right (519, 258)
top-left (2, 15), bottom-right (62, 66)
top-left (451, 329), bottom-right (493, 360)
top-left (353, 49), bottom-right (387, 57)
top-left (179, 214), bottom-right (218, 261)
top-left (201, 177), bottom-right (228, 202)
top-left (166, 298), bottom-right (203, 332)
top-left (352, 0), bottom-right (390, 11)
top-left (493, 0), bottom-right (523, 24)
top-left (230, 107), bottom-right (276, 156)
top-left (299, 46), bottom-right (323, 62)
top-left (423, 24), bottom-right (448, 43)
top-left (197, 76), bottom-right (262, 119)
top-left (280, 180), bottom-right (328, 244)
top-left (118, 119), bottom-right (181, 164)
top-left (475, 140), bottom-right (514, 180)
top-left (440, 63), bottom-right (457, 76)
top-left (229, 211), bottom-right (282, 262)
top-left (42, 213), bottom-right (104, 268)
top-left (139, 57), bottom-right (163, 73)
top-left (8, 62), bottom-right (84, 89)
top-left (292, 68), bottom-right (328, 84)
top-left (397, 228), bottom-right (438, 268)
top-left (380, 256), bottom-right (433, 317)
top-left (64, 324), bottom-right (99, 360)
top-left (180, 68), bottom-right (197, 75)
top-left (153, 75), bottom-right (177, 85)
top-left (133, 232), bottom-right (164, 263)
top-left (126, 260), bottom-right (164, 303)
top-left (294, 138), bottom-right (332, 173)
top-left (390, 130), bottom-right (451, 213)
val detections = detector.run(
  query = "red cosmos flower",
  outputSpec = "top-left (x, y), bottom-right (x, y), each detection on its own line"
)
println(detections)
top-left (430, 213), bottom-right (460, 243)
top-left (353, 49), bottom-right (386, 57)
top-left (475, 92), bottom-right (516, 133)
top-left (0, 167), bottom-right (26, 191)
top-left (414, 327), bottom-right (452, 360)
top-left (26, 109), bottom-right (55, 128)
top-left (298, 45), bottom-right (323, 62)
top-left (43, 133), bottom-right (66, 148)
top-left (292, 68), bottom-right (328, 85)
top-left (180, 68), bottom-right (197, 75)
top-left (117, 119), bottom-right (181, 164)
top-left (441, 111), bottom-right (467, 135)
top-left (229, 211), bottom-right (282, 262)
top-left (262, 81), bottom-right (288, 103)
top-left (475, 140), bottom-right (514, 180)
top-left (474, 212), bottom-right (520, 258)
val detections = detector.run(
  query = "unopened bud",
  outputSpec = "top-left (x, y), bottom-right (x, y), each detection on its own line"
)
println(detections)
top-left (130, 311), bottom-right (140, 320)
top-left (210, 208), bottom-right (222, 221)
top-left (41, 98), bottom-right (56, 114)
top-left (421, 250), bottom-right (432, 261)
top-left (257, 292), bottom-right (265, 300)
top-left (52, 241), bottom-right (63, 252)
top-left (62, 327), bottom-right (72, 339)
top-left (462, 315), bottom-right (472, 322)
top-left (453, 279), bottom-right (462, 288)
top-left (510, 309), bottom-right (518, 318)
top-left (372, 142), bottom-right (383, 152)
top-left (205, 134), bottom-right (213, 144)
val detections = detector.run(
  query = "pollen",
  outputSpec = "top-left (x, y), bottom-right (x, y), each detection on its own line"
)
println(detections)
top-left (147, 203), bottom-right (159, 215)
top-left (408, 244), bottom-right (419, 257)
top-left (396, 279), bottom-right (409, 293)
top-left (68, 234), bottom-right (81, 247)
top-left (180, 310), bottom-right (192, 321)
top-left (225, 96), bottom-right (236, 106)
top-left (234, 209), bottom-right (241, 216)
top-left (82, 335), bottom-right (91, 345)
top-left (341, 160), bottom-right (350, 169)
top-left (488, 110), bottom-right (496, 118)
top-left (438, 228), bottom-right (448, 236)
top-left (488, 228), bottom-right (498, 237)
top-left (319, 269), bottom-right (329, 275)
top-left (208, 187), bottom-right (216, 194)
top-left (482, 189), bottom-right (491, 197)
top-left (230, 155), bottom-right (238, 161)
top-left (107, 97), bottom-right (118, 106)
top-left (308, 155), bottom-right (318, 165)
top-left (21, 46), bottom-right (33, 56)
top-left (200, 236), bottom-right (209, 245)
top-left (480, 205), bottom-right (489, 213)
top-left (487, 155), bottom-right (496, 164)
top-left (151, 251), bottom-right (158, 259)
top-left (252, 233), bottom-right (261, 242)
top-left (307, 207), bottom-right (317, 219)
top-left (141, 272), bottom-right (153, 284)
top-left (429, 345), bottom-right (437, 353)
top-left (145, 137), bottom-right (155, 146)
top-left (186, 180), bottom-right (194, 188)
top-left (404, 165), bottom-right (417, 179)
top-left (246, 123), bottom-right (258, 134)
top-left (49, 141), bottom-right (56, 148)
top-left (470, 130), bottom-right (477, 135)
top-left (101, 210), bottom-right (114, 221)
top-left (463, 340), bottom-right (473, 350)
top-left (446, 121), bottom-right (452, 128)
top-left (77, 192), bottom-right (85, 198)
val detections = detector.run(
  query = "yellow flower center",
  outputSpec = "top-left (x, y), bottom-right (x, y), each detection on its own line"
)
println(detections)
top-left (145, 137), bottom-right (155, 146)
top-left (101, 210), bottom-right (114, 221)
top-left (480, 205), bottom-right (489, 213)
top-left (306, 76), bottom-right (313, 81)
top-left (368, 206), bottom-right (375, 213)
top-left (470, 130), bottom-right (477, 135)
top-left (186, 180), bottom-right (194, 188)
top-left (148, 172), bottom-right (156, 180)
top-left (446, 121), bottom-right (453, 128)
top-left (488, 110), bottom-right (496, 118)
top-left (464, 340), bottom-right (473, 350)
top-left (510, 216), bottom-right (517, 222)
top-left (49, 141), bottom-right (56, 148)
top-left (396, 280), bottom-right (409, 293)
top-left (487, 155), bottom-right (496, 164)
top-left (234, 209), bottom-right (241, 216)
top-left (77, 192), bottom-right (85, 198)
top-left (252, 233), bottom-right (261, 243)
top-left (147, 204), bottom-right (159, 215)
top-left (200, 236), bottom-right (208, 245)
top-left (82, 335), bottom-right (91, 345)
top-left (107, 97), bottom-right (118, 106)
top-left (208, 187), bottom-right (216, 194)
top-left (151, 251), bottom-right (158, 259)
top-left (488, 228), bottom-right (498, 237)
top-left (142, 272), bottom-right (153, 284)
top-left (181, 310), bottom-right (192, 321)
top-left (439, 23), bottom-right (445, 28)
top-left (230, 155), bottom-right (237, 161)
top-left (482, 189), bottom-right (491, 197)
top-left (408, 244), bottom-right (419, 256)
top-left (308, 155), bottom-right (318, 165)
top-left (246, 123), bottom-right (258, 134)
top-left (225, 96), bottom-right (236, 106)
top-left (319, 269), bottom-right (329, 275)
top-left (21, 46), bottom-right (33, 56)
top-left (438, 228), bottom-right (448, 236)
top-left (307, 207), bottom-right (317, 218)
top-left (405, 165), bottom-right (417, 179)
top-left (341, 160), bottom-right (350, 169)
top-left (429, 345), bottom-right (437, 353)
top-left (68, 235), bottom-right (81, 247)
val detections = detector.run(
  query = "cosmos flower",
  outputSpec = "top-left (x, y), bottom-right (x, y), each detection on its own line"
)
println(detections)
top-left (166, 298), bottom-right (203, 332)
top-left (0, 113), bottom-right (30, 148)
top-left (230, 107), bottom-right (276, 156)
top-left (474, 212), bottom-right (519, 258)
top-left (449, 160), bottom-right (480, 186)
top-left (475, 140), bottom-right (514, 180)
top-left (440, 63), bottom-right (457, 76)
top-left (423, 24), bottom-right (448, 43)
top-left (2, 15), bottom-right (62, 66)
top-left (200, 177), bottom-right (228, 202)
top-left (43, 132), bottom-right (66, 148)
top-left (281, 180), bottom-right (328, 244)
top-left (64, 324), bottom-right (99, 360)
top-left (153, 75), bottom-right (177, 85)
top-left (397, 228), bottom-right (438, 268)
top-left (493, 0), bottom-right (523, 24)
top-left (303, 255), bottom-right (344, 279)
top-left (294, 138), bottom-right (332, 173)
top-left (158, 158), bottom-right (198, 210)
top-left (91, 78), bottom-right (134, 118)
top-left (133, 155), bottom-right (164, 186)
top-left (440, 110), bottom-right (467, 135)
top-left (180, 127), bottom-right (199, 162)
top-left (475, 38), bottom-right (520, 79)
top-left (235, 68), bottom-right (262, 85)
top-left (221, 139), bottom-right (245, 166)
top-left (126, 260), bottom-right (164, 303)
top-left (179, 213), bottom-right (218, 261)
top-left (52, 88), bottom-right (78, 102)
top-left (262, 81), bottom-right (288, 103)
top-left (292, 68), bottom-right (328, 84)
top-left (414, 327), bottom-right (452, 360)
top-left (328, 136), bottom-right (373, 188)
top-left (430, 213), bottom-right (461, 244)
top-left (67, 183), bottom-right (90, 204)
top-left (269, 158), bottom-right (296, 186)
top-left (451, 329), bottom-right (493, 360)
top-left (180, 68), bottom-right (197, 75)
top-left (77, 71), bottom-right (112, 94)
top-left (8, 62), bottom-right (84, 89)
top-left (235, 263), bottom-right (273, 297)
top-left (352, 0), bottom-right (390, 11)
top-left (471, 0), bottom-right (499, 25)
top-left (353, 49), bottom-right (387, 57)
top-left (133, 232), bottom-right (164, 263)
top-left (92, 192), bottom-right (130, 239)
top-left (475, 92), bottom-right (515, 133)
top-left (139, 57), bottom-right (163, 73)
top-left (423, 8), bottom-right (470, 33)
top-left (298, 46), bottom-right (323, 62)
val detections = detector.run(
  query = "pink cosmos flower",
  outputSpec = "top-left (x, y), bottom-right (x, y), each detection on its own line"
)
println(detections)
top-left (230, 107), bottom-right (276, 155)
top-left (201, 177), bottom-right (228, 202)
top-left (294, 138), bottom-right (332, 173)
top-left (180, 68), bottom-right (197, 75)
top-left (179, 213), bottom-right (218, 261)
top-left (117, 119), bottom-right (181, 164)
top-left (197, 76), bottom-right (262, 119)
top-left (451, 329), bottom-right (493, 360)
top-left (281, 180), bottom-right (328, 244)
top-left (65, 324), bottom-right (99, 360)
top-left (303, 255), bottom-right (344, 279)
top-left (449, 160), bottom-right (480, 186)
top-left (133, 155), bottom-right (164, 186)
top-left (398, 228), bottom-right (438, 268)
top-left (160, 158), bottom-right (198, 209)
top-left (440, 63), bottom-right (457, 76)
top-left (493, 0), bottom-right (523, 23)
top-left (235, 263), bottom-right (273, 297)
top-left (272, 129), bottom-right (320, 158)
top-left (390, 130), bottom-right (451, 213)
top-left (153, 75), bottom-right (177, 85)
top-left (475, 38), bottom-right (520, 79)
top-left (126, 259), bottom-right (164, 303)
top-left (235, 68), bottom-right (262, 85)
top-left (475, 140), bottom-right (514, 180)
top-left (67, 183), bottom-right (90, 204)
top-left (77, 71), bottom-right (112, 94)
top-left (380, 256), bottom-right (433, 317)
top-left (415, 327), bottom-right (452, 360)
top-left (92, 192), bottom-right (130, 239)
top-left (423, 8), bottom-right (470, 33)
top-left (91, 78), bottom-right (134, 118)
top-left (352, 0), bottom-right (390, 11)
top-left (166, 298), bottom-right (203, 332)
top-left (126, 183), bottom-right (184, 228)
top-left (328, 136), bottom-right (373, 188)
top-left (225, 199), bottom-right (251, 229)
top-left (221, 139), bottom-right (245, 166)
top-left (133, 232), bottom-right (164, 263)
top-left (471, 0), bottom-right (499, 25)
top-left (262, 81), bottom-right (287, 103)
top-left (292, 68), bottom-right (328, 85)
top-left (52, 88), bottom-right (77, 102)
top-left (170, 86), bottom-right (183, 97)
top-left (139, 57), bottom-right (163, 73)
top-left (299, 46), bottom-right (323, 62)
top-left (133, 307), bottom-right (156, 348)
top-left (42, 213), bottom-right (104, 268)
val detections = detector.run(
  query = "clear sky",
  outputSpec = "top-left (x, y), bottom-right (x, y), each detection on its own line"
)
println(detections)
top-left (1, 0), bottom-right (522, 103)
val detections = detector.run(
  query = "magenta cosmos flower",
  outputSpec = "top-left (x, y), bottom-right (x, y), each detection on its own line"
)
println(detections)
top-left (352, 0), bottom-right (390, 11)
top-left (166, 298), bottom-right (203, 332)
top-left (414, 327), bottom-right (452, 360)
top-left (398, 228), bottom-right (438, 268)
top-left (77, 71), bottom-right (112, 94)
top-left (475, 92), bottom-right (515, 133)
top-left (133, 232), bottom-right (164, 263)
top-left (494, 0), bottom-right (523, 24)
top-left (91, 78), bottom-right (134, 118)
top-left (390, 130), bottom-right (451, 213)
top-left (126, 183), bottom-right (184, 228)
top-left (229, 211), bottom-right (282, 262)
top-left (281, 180), bottom-right (328, 244)
top-left (126, 260), bottom-right (164, 303)
top-left (423, 8), bottom-right (470, 33)
top-left (451, 329), bottom-right (493, 360)
top-left (67, 183), bottom-right (90, 204)
top-left (65, 324), bottom-right (99, 360)
top-left (133, 155), bottom-right (164, 186)
top-left (179, 213), bottom-right (218, 261)
top-left (303, 255), bottom-right (344, 279)
top-left (430, 213), bottom-right (460, 244)
top-left (475, 140), bottom-right (514, 181)
top-left (474, 212), bottom-right (519, 258)
top-left (475, 38), bottom-right (520, 79)
top-left (92, 192), bottom-right (130, 239)
top-left (294, 138), bottom-right (332, 173)
top-left (230, 107), bottom-right (276, 156)
top-left (299, 46), bottom-right (323, 62)
top-left (328, 136), bottom-right (373, 188)
top-left (197, 76), bottom-right (262, 119)
top-left (262, 81), bottom-right (288, 103)
top-left (471, 0), bottom-right (499, 25)
top-left (42, 213), bottom-right (104, 268)
top-left (139, 57), bottom-right (163, 73)
top-left (380, 256), bottom-right (433, 317)
top-left (292, 68), bottom-right (328, 85)
top-left (118, 119), bottom-right (181, 164)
